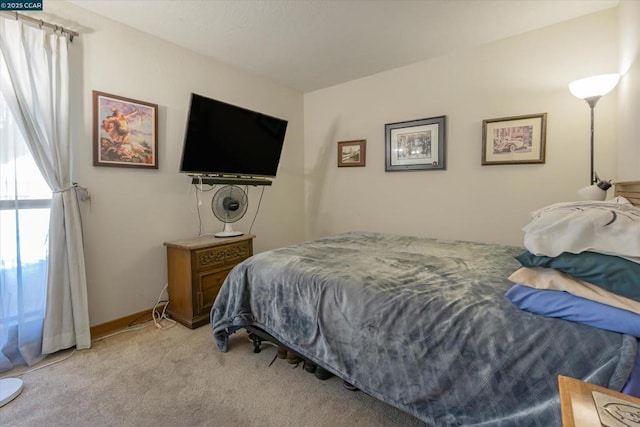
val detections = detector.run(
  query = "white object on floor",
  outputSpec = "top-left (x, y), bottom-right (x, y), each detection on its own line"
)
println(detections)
top-left (0, 378), bottom-right (24, 407)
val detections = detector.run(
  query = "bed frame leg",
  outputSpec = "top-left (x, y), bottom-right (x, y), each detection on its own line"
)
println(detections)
top-left (248, 332), bottom-right (262, 353)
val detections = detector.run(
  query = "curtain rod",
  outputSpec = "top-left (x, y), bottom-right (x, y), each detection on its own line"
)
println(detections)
top-left (0, 11), bottom-right (79, 41)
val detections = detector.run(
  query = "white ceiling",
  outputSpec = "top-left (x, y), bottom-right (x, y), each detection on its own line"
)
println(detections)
top-left (70, 0), bottom-right (619, 93)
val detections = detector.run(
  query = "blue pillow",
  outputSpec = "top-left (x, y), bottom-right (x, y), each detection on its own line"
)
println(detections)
top-left (505, 284), bottom-right (640, 337)
top-left (515, 251), bottom-right (640, 302)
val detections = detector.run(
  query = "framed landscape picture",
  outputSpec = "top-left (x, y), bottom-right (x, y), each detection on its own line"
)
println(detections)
top-left (337, 139), bottom-right (366, 167)
top-left (93, 91), bottom-right (158, 169)
top-left (385, 116), bottom-right (446, 171)
top-left (482, 113), bottom-right (547, 165)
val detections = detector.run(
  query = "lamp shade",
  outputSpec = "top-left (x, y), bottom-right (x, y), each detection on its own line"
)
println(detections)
top-left (577, 184), bottom-right (607, 201)
top-left (568, 73), bottom-right (620, 99)
top-left (577, 180), bottom-right (612, 201)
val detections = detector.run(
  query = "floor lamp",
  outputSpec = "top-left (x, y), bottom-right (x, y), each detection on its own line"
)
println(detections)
top-left (568, 73), bottom-right (620, 201)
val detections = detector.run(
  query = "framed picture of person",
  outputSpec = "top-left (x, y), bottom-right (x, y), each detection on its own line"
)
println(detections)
top-left (385, 116), bottom-right (446, 172)
top-left (93, 91), bottom-right (158, 169)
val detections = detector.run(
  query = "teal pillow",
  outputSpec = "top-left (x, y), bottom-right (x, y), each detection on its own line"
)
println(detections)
top-left (515, 251), bottom-right (640, 302)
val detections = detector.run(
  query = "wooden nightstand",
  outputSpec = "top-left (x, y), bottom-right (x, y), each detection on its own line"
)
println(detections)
top-left (164, 234), bottom-right (254, 329)
top-left (558, 375), bottom-right (640, 426)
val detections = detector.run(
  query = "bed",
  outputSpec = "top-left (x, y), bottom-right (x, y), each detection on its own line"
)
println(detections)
top-left (210, 182), bottom-right (640, 426)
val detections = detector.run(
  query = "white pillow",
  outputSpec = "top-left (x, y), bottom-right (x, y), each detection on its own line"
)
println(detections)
top-left (522, 196), bottom-right (640, 259)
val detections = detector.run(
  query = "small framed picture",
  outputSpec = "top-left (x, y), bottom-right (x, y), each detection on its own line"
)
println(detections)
top-left (338, 139), bottom-right (366, 167)
top-left (482, 113), bottom-right (547, 165)
top-left (93, 91), bottom-right (158, 169)
top-left (385, 116), bottom-right (446, 171)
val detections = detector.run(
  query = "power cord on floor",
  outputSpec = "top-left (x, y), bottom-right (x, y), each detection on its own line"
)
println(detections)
top-left (0, 349), bottom-right (76, 380)
top-left (1, 285), bottom-right (176, 379)
top-left (153, 283), bottom-right (177, 330)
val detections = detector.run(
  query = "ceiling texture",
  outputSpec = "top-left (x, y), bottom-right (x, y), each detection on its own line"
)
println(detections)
top-left (70, 0), bottom-right (619, 93)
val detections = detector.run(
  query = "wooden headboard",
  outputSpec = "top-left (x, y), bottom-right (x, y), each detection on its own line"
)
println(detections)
top-left (615, 181), bottom-right (640, 207)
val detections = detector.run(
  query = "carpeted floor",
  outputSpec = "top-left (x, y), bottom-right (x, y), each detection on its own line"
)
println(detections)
top-left (0, 323), bottom-right (423, 426)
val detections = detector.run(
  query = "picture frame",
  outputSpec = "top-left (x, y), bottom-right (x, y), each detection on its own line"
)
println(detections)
top-left (93, 91), bottom-right (158, 169)
top-left (385, 116), bottom-right (446, 171)
top-left (482, 113), bottom-right (547, 165)
top-left (337, 139), bottom-right (366, 167)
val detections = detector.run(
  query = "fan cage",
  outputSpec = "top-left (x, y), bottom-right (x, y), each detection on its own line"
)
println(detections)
top-left (211, 185), bottom-right (248, 224)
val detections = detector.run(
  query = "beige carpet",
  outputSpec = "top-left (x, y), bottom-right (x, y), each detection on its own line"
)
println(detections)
top-left (0, 323), bottom-right (424, 426)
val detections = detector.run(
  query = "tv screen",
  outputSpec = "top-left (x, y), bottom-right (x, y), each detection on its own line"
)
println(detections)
top-left (180, 93), bottom-right (288, 178)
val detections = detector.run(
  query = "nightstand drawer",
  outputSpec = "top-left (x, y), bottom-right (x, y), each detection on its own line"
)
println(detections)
top-left (198, 268), bottom-right (231, 313)
top-left (194, 239), bottom-right (251, 271)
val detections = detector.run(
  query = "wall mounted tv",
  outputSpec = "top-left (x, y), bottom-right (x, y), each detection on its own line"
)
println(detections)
top-left (180, 93), bottom-right (288, 183)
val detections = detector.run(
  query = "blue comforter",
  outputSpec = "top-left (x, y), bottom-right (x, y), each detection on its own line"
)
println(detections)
top-left (211, 232), bottom-right (637, 426)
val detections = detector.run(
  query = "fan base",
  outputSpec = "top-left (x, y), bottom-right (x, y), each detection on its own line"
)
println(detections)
top-left (215, 231), bottom-right (244, 238)
top-left (0, 378), bottom-right (23, 407)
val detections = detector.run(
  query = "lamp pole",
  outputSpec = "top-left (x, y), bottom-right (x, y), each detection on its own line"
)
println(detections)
top-left (584, 96), bottom-right (601, 185)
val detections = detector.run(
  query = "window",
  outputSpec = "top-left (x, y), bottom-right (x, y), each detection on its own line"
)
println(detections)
top-left (0, 89), bottom-right (51, 333)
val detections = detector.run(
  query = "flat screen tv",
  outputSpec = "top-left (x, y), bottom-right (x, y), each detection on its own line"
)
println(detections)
top-left (180, 93), bottom-right (288, 178)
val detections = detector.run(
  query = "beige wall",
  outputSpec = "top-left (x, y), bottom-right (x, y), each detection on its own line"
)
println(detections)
top-left (304, 8), bottom-right (621, 245)
top-left (46, 2), bottom-right (306, 326)
top-left (39, 2), bottom-right (637, 327)
top-left (617, 0), bottom-right (640, 181)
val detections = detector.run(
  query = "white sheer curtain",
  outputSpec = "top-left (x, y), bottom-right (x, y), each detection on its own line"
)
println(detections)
top-left (0, 90), bottom-right (50, 371)
top-left (0, 17), bottom-right (90, 357)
